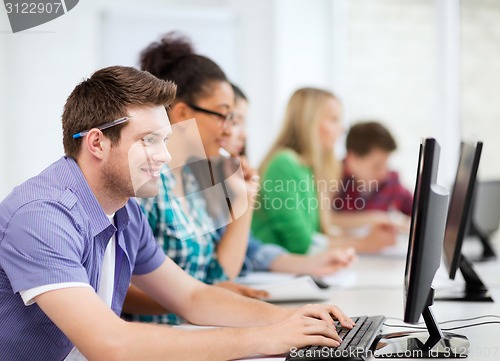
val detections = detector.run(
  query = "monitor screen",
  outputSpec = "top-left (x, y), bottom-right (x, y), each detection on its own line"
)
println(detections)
top-left (404, 138), bottom-right (449, 324)
top-left (472, 179), bottom-right (500, 236)
top-left (443, 142), bottom-right (483, 279)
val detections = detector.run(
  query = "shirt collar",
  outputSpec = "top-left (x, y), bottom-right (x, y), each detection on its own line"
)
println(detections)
top-left (61, 156), bottom-right (130, 237)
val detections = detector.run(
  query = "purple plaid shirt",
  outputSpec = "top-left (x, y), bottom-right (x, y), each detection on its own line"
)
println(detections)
top-left (0, 157), bottom-right (165, 360)
top-left (333, 167), bottom-right (413, 216)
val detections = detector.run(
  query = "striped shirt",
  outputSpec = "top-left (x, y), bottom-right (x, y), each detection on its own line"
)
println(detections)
top-left (0, 157), bottom-right (166, 360)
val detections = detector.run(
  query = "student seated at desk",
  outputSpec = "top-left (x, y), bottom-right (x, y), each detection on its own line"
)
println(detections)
top-left (125, 35), bottom-right (354, 325)
top-left (0, 65), bottom-right (353, 361)
top-left (332, 121), bottom-right (412, 231)
top-left (128, 33), bottom-right (264, 324)
top-left (226, 84), bottom-right (356, 276)
top-left (251, 88), bottom-right (397, 255)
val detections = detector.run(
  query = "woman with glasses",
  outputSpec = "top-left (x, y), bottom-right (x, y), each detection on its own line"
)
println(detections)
top-left (123, 33), bottom-right (263, 324)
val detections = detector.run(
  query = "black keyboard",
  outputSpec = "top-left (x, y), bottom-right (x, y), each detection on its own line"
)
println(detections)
top-left (286, 315), bottom-right (385, 360)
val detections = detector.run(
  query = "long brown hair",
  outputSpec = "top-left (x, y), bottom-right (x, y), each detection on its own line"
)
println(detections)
top-left (259, 87), bottom-right (341, 232)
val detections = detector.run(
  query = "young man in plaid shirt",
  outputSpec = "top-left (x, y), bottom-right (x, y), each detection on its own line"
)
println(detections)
top-left (332, 121), bottom-right (413, 252)
top-left (334, 121), bottom-right (413, 215)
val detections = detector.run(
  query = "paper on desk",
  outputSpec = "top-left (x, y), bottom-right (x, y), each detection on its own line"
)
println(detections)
top-left (236, 274), bottom-right (333, 302)
top-left (236, 272), bottom-right (295, 285)
top-left (237, 268), bottom-right (357, 289)
top-left (236, 269), bottom-right (356, 286)
top-left (321, 268), bottom-right (357, 287)
top-left (378, 232), bottom-right (409, 258)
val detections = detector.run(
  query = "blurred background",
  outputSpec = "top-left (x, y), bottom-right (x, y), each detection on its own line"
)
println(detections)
top-left (1, 0), bottom-right (499, 200)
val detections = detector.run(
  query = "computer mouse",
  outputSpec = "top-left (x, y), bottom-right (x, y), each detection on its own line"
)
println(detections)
top-left (311, 276), bottom-right (331, 289)
top-left (297, 274), bottom-right (330, 289)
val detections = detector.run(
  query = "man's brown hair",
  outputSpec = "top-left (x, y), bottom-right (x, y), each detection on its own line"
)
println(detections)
top-left (346, 121), bottom-right (397, 156)
top-left (62, 65), bottom-right (177, 158)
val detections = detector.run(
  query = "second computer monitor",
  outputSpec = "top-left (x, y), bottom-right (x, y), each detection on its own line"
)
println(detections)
top-left (439, 141), bottom-right (493, 302)
top-left (443, 142), bottom-right (482, 278)
top-left (374, 138), bottom-right (469, 358)
top-left (468, 179), bottom-right (500, 261)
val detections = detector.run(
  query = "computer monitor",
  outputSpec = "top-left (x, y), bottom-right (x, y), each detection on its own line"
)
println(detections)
top-left (472, 180), bottom-right (500, 235)
top-left (437, 141), bottom-right (493, 302)
top-left (373, 138), bottom-right (469, 358)
top-left (467, 179), bottom-right (500, 262)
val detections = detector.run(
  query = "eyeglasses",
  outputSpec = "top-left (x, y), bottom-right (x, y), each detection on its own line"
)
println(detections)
top-left (72, 116), bottom-right (131, 139)
top-left (186, 103), bottom-right (234, 128)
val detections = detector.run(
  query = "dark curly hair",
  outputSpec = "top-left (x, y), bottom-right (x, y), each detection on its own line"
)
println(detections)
top-left (140, 32), bottom-right (228, 104)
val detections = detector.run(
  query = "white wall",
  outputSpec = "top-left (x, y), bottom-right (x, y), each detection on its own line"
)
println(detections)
top-left (461, 0), bottom-right (500, 180)
top-left (1, 0), bottom-right (500, 200)
top-left (0, 0), bottom-right (232, 200)
top-left (272, 0), bottom-right (334, 112)
top-left (101, 7), bottom-right (237, 76)
top-left (229, 0), bottom-right (276, 166)
top-left (1, 1), bottom-right (100, 199)
top-left (347, 0), bottom-right (440, 188)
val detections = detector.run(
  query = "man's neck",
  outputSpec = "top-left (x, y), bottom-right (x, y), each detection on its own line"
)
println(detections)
top-left (77, 159), bottom-right (128, 215)
top-left (93, 184), bottom-right (128, 215)
top-left (343, 159), bottom-right (356, 180)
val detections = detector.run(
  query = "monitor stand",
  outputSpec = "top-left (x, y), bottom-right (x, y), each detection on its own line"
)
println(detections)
top-left (372, 289), bottom-right (469, 358)
top-left (436, 255), bottom-right (494, 302)
top-left (468, 221), bottom-right (497, 262)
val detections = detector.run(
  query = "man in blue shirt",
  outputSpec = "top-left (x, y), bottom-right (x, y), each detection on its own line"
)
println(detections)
top-left (0, 65), bottom-right (352, 360)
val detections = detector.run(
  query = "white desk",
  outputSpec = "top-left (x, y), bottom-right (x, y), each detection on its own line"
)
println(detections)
top-left (242, 236), bottom-right (500, 361)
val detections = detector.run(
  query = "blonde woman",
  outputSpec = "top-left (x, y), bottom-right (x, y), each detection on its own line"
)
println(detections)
top-left (252, 87), bottom-right (397, 254)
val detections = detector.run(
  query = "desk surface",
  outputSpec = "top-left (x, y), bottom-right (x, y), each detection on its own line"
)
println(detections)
top-left (240, 236), bottom-right (500, 361)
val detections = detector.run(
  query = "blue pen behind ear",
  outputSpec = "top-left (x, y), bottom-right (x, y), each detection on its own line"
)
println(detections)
top-left (72, 116), bottom-right (131, 139)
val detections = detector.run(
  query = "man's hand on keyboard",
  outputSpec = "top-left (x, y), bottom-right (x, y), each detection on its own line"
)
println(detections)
top-left (255, 304), bottom-right (355, 355)
top-left (285, 304), bottom-right (355, 329)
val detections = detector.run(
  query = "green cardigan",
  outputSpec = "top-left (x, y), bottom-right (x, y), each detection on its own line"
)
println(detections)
top-left (251, 149), bottom-right (320, 254)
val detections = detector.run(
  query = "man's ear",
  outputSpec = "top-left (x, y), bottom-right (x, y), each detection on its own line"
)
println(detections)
top-left (169, 102), bottom-right (193, 124)
top-left (345, 152), bottom-right (355, 164)
top-left (345, 152), bottom-right (364, 174)
top-left (83, 129), bottom-right (110, 160)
